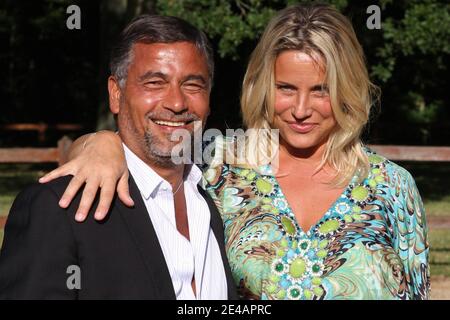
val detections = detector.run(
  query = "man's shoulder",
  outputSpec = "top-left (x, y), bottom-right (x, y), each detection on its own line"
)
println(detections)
top-left (15, 175), bottom-right (70, 201)
top-left (9, 176), bottom-right (79, 221)
top-left (4, 176), bottom-right (77, 236)
top-left (43, 175), bottom-right (74, 197)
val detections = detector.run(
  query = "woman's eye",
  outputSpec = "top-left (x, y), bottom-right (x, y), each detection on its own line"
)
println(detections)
top-left (313, 88), bottom-right (329, 97)
top-left (276, 84), bottom-right (295, 92)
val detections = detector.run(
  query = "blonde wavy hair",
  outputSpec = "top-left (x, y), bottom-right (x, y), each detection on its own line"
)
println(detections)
top-left (237, 3), bottom-right (379, 186)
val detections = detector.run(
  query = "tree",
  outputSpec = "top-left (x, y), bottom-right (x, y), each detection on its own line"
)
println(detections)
top-left (1, 0), bottom-right (448, 145)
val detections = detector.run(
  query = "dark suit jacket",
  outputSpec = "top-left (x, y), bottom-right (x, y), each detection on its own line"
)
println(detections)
top-left (0, 175), bottom-right (238, 299)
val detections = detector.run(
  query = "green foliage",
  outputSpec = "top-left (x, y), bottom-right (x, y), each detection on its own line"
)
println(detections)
top-left (372, 1), bottom-right (449, 143)
top-left (373, 0), bottom-right (450, 82)
top-left (156, 0), bottom-right (272, 58)
top-left (156, 0), bottom-right (349, 58)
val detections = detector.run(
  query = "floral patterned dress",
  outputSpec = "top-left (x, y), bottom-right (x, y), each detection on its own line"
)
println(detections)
top-left (202, 144), bottom-right (430, 300)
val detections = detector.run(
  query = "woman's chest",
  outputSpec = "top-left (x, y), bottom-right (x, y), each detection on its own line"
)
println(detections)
top-left (219, 173), bottom-right (403, 299)
top-left (277, 176), bottom-right (346, 232)
top-left (224, 206), bottom-right (404, 300)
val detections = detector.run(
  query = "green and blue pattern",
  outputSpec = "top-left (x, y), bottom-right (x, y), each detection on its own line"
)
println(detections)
top-left (203, 147), bottom-right (429, 300)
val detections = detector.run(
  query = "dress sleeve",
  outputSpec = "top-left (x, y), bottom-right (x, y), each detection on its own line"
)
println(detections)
top-left (396, 170), bottom-right (430, 299)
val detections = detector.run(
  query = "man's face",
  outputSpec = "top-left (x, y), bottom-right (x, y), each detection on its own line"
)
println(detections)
top-left (109, 41), bottom-right (210, 165)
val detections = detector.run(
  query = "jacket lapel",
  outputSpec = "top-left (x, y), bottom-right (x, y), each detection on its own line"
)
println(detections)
top-left (197, 185), bottom-right (238, 300)
top-left (117, 175), bottom-right (176, 299)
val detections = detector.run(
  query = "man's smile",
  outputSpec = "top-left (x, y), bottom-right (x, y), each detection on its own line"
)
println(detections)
top-left (153, 119), bottom-right (193, 127)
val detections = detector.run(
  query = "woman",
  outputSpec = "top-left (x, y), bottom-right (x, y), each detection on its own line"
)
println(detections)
top-left (41, 4), bottom-right (429, 299)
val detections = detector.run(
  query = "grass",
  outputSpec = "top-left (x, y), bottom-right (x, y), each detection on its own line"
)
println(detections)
top-left (424, 196), bottom-right (450, 218)
top-left (0, 163), bottom-right (55, 246)
top-left (429, 229), bottom-right (450, 277)
top-left (0, 195), bottom-right (15, 218)
top-left (0, 164), bottom-right (53, 215)
top-left (401, 162), bottom-right (450, 218)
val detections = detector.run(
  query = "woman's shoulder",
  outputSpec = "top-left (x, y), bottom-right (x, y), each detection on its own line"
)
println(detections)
top-left (364, 147), bottom-right (426, 238)
top-left (365, 147), bottom-right (415, 180)
top-left (363, 147), bottom-right (419, 196)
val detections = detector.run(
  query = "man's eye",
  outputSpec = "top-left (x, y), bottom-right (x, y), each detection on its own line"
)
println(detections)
top-left (184, 83), bottom-right (204, 91)
top-left (145, 80), bottom-right (165, 86)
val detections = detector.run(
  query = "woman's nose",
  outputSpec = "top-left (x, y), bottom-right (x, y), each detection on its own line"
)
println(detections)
top-left (291, 94), bottom-right (312, 119)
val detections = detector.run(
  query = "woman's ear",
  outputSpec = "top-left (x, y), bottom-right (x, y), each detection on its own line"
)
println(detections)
top-left (108, 76), bottom-right (121, 114)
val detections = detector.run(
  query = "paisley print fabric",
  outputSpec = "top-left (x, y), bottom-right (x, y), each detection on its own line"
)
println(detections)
top-left (202, 139), bottom-right (430, 300)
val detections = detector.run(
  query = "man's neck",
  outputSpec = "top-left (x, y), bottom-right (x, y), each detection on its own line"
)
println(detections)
top-left (121, 136), bottom-right (185, 188)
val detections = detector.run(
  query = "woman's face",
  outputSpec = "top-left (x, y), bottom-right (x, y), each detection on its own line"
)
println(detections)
top-left (272, 50), bottom-right (337, 155)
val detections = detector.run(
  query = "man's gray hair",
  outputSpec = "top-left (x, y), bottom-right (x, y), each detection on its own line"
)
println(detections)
top-left (110, 15), bottom-right (214, 88)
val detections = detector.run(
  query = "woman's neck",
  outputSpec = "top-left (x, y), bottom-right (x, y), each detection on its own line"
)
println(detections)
top-left (280, 139), bottom-right (326, 163)
top-left (274, 140), bottom-right (332, 180)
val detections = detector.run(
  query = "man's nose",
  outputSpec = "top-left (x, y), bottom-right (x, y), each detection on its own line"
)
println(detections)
top-left (163, 85), bottom-right (188, 113)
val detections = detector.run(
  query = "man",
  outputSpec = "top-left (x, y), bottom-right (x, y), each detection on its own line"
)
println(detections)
top-left (0, 15), bottom-right (237, 300)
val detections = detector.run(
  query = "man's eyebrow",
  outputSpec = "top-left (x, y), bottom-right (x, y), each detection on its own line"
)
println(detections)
top-left (138, 71), bottom-right (168, 82)
top-left (183, 74), bottom-right (207, 85)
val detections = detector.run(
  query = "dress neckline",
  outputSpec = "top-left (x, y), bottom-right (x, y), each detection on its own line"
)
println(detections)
top-left (262, 163), bottom-right (358, 238)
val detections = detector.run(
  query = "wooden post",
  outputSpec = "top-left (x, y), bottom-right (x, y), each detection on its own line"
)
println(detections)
top-left (37, 122), bottom-right (48, 144)
top-left (57, 136), bottom-right (73, 166)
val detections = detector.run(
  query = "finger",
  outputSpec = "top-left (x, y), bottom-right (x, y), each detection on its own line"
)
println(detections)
top-left (94, 178), bottom-right (116, 221)
top-left (39, 165), bottom-right (73, 183)
top-left (75, 180), bottom-right (100, 222)
top-left (117, 171), bottom-right (134, 207)
top-left (59, 175), bottom-right (85, 209)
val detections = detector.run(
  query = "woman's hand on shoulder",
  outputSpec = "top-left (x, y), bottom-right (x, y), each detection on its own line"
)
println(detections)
top-left (39, 130), bottom-right (133, 222)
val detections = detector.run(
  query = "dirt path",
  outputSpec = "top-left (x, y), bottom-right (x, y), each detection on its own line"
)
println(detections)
top-left (428, 217), bottom-right (450, 229)
top-left (0, 216), bottom-right (6, 229)
top-left (431, 276), bottom-right (450, 300)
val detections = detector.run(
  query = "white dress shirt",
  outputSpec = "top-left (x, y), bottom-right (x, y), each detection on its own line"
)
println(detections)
top-left (123, 143), bottom-right (228, 300)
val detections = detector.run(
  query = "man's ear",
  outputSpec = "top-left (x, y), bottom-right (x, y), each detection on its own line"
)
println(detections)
top-left (108, 76), bottom-right (121, 114)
